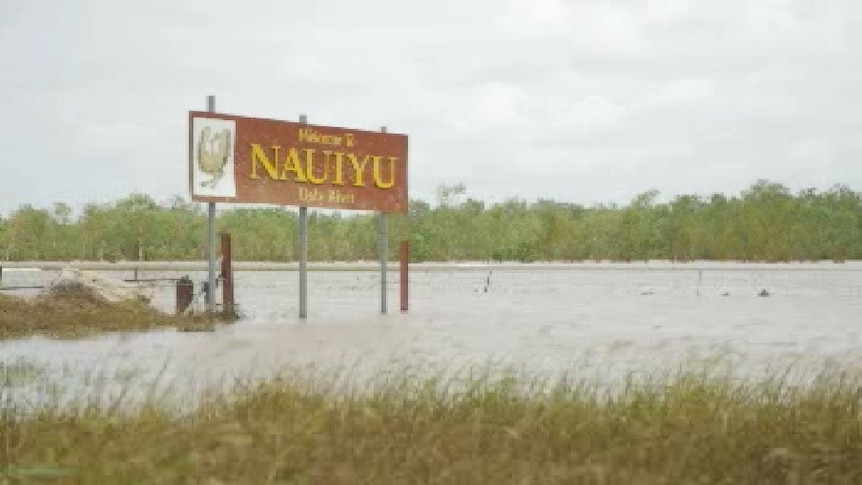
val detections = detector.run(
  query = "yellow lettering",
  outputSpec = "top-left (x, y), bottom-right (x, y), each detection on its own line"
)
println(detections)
top-left (305, 149), bottom-right (326, 184)
top-left (299, 128), bottom-right (342, 146)
top-left (250, 144), bottom-right (279, 180)
top-left (346, 154), bottom-right (371, 187)
top-left (327, 189), bottom-right (356, 205)
top-left (298, 128), bottom-right (315, 144)
top-left (252, 143), bottom-right (396, 192)
top-left (331, 152), bottom-right (345, 186)
top-left (373, 156), bottom-right (396, 189)
top-left (280, 148), bottom-right (307, 182)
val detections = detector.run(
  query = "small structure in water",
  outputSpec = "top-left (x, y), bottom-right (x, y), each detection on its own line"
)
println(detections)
top-left (758, 289), bottom-right (771, 297)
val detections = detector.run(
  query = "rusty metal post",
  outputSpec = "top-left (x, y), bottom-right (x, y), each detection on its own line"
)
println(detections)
top-left (399, 241), bottom-right (408, 312)
top-left (176, 276), bottom-right (194, 315)
top-left (220, 232), bottom-right (234, 316)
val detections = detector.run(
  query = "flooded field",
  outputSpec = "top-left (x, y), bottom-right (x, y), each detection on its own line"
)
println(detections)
top-left (2, 262), bottom-right (862, 404)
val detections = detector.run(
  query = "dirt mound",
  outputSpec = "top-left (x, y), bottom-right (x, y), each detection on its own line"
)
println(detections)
top-left (36, 281), bottom-right (114, 309)
top-left (2, 280), bottom-right (232, 340)
top-left (42, 267), bottom-right (153, 303)
top-left (1, 282), bottom-right (177, 341)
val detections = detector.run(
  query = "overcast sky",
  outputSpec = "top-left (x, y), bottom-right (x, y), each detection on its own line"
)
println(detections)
top-left (1, 0), bottom-right (860, 216)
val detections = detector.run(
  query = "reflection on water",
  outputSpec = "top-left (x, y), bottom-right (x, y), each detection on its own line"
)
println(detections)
top-left (2, 262), bottom-right (862, 405)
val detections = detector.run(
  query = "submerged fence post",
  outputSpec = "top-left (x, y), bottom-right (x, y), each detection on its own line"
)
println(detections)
top-left (176, 276), bottom-right (194, 315)
top-left (399, 241), bottom-right (408, 312)
top-left (220, 232), bottom-right (234, 317)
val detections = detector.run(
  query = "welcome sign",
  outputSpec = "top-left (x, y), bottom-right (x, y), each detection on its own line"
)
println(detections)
top-left (189, 111), bottom-right (408, 212)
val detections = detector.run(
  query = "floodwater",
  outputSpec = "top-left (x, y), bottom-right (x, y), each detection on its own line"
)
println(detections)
top-left (2, 262), bottom-right (862, 405)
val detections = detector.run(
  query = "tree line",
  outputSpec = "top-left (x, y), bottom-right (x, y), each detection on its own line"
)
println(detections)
top-left (1, 180), bottom-right (859, 263)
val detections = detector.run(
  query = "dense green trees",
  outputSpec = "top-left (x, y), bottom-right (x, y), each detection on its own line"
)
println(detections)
top-left (1, 180), bottom-right (859, 262)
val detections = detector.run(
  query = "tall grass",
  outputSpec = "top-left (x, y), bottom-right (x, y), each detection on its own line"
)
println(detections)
top-left (2, 366), bottom-right (861, 484)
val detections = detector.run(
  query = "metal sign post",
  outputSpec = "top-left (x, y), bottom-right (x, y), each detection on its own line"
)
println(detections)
top-left (206, 95), bottom-right (217, 313)
top-left (299, 114), bottom-right (308, 319)
top-left (379, 212), bottom-right (388, 314)
top-left (378, 127), bottom-right (388, 314)
top-left (399, 241), bottom-right (408, 312)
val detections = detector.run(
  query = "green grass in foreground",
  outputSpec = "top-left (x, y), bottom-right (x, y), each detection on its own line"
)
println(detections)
top-left (0, 284), bottom-right (232, 341)
top-left (2, 369), bottom-right (861, 484)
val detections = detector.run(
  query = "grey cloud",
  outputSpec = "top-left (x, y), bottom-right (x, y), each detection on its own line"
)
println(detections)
top-left (0, 0), bottom-right (860, 216)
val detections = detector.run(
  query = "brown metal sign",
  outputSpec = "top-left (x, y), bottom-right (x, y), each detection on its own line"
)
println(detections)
top-left (188, 111), bottom-right (408, 212)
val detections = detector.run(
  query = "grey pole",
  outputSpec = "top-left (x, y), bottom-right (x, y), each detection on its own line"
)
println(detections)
top-left (379, 125), bottom-right (388, 314)
top-left (206, 95), bottom-right (217, 314)
top-left (299, 114), bottom-right (308, 319)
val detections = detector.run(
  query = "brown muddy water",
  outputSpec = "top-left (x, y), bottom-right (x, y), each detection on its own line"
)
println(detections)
top-left (2, 262), bottom-right (862, 407)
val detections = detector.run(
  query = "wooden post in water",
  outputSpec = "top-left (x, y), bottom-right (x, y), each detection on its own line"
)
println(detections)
top-left (0, 265), bottom-right (3, 284)
top-left (220, 232), bottom-right (234, 317)
top-left (399, 241), bottom-right (408, 312)
top-left (176, 276), bottom-right (194, 316)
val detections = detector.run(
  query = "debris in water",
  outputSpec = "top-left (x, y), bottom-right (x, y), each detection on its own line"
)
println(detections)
top-left (43, 267), bottom-right (153, 303)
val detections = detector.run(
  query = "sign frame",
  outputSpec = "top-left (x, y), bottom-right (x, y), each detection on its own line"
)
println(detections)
top-left (188, 111), bottom-right (408, 213)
